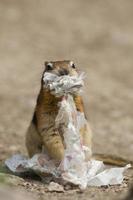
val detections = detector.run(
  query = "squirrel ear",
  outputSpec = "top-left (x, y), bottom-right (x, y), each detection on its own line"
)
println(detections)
top-left (44, 62), bottom-right (53, 71)
top-left (44, 61), bottom-right (48, 67)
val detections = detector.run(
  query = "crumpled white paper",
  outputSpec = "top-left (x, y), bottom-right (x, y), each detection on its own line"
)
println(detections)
top-left (43, 72), bottom-right (84, 96)
top-left (56, 95), bottom-right (89, 189)
top-left (5, 72), bottom-right (131, 189)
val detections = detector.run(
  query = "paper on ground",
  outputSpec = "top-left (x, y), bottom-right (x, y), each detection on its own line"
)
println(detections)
top-left (5, 72), bottom-right (131, 189)
top-left (5, 154), bottom-right (130, 189)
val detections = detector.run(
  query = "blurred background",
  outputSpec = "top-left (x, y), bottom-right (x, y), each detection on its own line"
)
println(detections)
top-left (0, 0), bottom-right (133, 198)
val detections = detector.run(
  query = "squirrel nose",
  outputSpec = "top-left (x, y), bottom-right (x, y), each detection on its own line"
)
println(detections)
top-left (59, 69), bottom-right (69, 76)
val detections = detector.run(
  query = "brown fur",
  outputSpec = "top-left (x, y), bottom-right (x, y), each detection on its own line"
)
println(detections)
top-left (26, 60), bottom-right (92, 161)
top-left (26, 60), bottom-right (131, 166)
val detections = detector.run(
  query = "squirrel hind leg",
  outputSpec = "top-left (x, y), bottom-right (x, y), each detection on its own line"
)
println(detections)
top-left (26, 122), bottom-right (42, 157)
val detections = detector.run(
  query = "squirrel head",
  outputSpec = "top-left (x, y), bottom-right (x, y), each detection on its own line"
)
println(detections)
top-left (44, 60), bottom-right (78, 76)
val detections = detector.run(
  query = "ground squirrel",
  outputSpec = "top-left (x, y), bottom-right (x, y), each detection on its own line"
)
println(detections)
top-left (26, 60), bottom-right (132, 167)
top-left (26, 60), bottom-right (92, 161)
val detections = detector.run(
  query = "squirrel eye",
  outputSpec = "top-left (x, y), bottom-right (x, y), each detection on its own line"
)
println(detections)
top-left (71, 63), bottom-right (76, 69)
top-left (46, 63), bottom-right (53, 71)
top-left (70, 61), bottom-right (76, 69)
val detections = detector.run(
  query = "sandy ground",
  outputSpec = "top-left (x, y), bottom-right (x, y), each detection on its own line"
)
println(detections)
top-left (0, 0), bottom-right (133, 199)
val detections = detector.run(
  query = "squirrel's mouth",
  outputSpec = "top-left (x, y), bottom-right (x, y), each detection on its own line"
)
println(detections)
top-left (58, 69), bottom-right (69, 76)
top-left (43, 72), bottom-right (84, 97)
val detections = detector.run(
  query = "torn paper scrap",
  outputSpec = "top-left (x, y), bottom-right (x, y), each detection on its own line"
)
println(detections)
top-left (87, 162), bottom-right (131, 186)
top-left (5, 154), bottom-right (58, 177)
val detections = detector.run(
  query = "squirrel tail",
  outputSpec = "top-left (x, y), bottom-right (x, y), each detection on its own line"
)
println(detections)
top-left (93, 153), bottom-right (133, 167)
